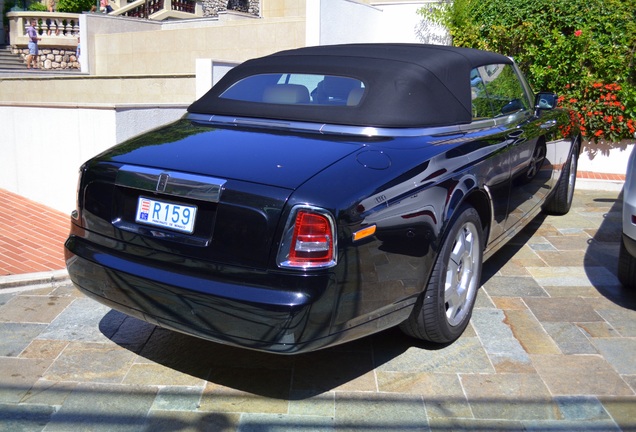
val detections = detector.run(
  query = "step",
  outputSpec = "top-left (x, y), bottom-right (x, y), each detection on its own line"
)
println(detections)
top-left (0, 46), bottom-right (25, 69)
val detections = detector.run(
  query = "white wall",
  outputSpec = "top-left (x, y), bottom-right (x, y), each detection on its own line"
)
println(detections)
top-left (317, 0), bottom-right (428, 45)
top-left (0, 104), bottom-right (187, 214)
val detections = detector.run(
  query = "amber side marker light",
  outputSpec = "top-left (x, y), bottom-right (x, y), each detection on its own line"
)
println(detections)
top-left (353, 225), bottom-right (377, 242)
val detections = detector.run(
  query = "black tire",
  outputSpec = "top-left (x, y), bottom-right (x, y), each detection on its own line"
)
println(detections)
top-left (400, 205), bottom-right (483, 343)
top-left (544, 141), bottom-right (579, 215)
top-left (618, 238), bottom-right (636, 289)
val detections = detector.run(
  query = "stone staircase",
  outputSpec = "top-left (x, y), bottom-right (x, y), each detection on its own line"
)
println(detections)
top-left (0, 45), bottom-right (25, 70)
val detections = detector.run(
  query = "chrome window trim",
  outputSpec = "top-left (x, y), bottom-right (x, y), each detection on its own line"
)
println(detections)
top-left (186, 113), bottom-right (523, 138)
top-left (116, 165), bottom-right (226, 203)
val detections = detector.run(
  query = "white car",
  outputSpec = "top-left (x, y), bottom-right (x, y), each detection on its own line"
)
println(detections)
top-left (619, 141), bottom-right (636, 288)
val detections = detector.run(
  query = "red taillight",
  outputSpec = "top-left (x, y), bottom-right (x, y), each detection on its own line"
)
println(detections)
top-left (278, 207), bottom-right (336, 269)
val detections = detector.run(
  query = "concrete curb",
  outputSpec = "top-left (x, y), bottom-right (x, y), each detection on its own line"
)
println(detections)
top-left (0, 269), bottom-right (70, 292)
top-left (575, 178), bottom-right (624, 192)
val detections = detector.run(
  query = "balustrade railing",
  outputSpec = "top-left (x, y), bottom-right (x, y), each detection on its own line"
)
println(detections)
top-left (172, 0), bottom-right (195, 14)
top-left (116, 0), bottom-right (195, 18)
top-left (7, 12), bottom-right (80, 48)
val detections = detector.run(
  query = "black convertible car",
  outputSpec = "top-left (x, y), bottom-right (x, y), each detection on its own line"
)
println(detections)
top-left (65, 44), bottom-right (580, 354)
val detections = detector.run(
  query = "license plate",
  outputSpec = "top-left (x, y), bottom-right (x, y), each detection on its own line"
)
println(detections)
top-left (135, 196), bottom-right (197, 234)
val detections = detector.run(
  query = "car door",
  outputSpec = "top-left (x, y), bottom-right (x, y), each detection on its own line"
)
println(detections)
top-left (473, 63), bottom-right (555, 231)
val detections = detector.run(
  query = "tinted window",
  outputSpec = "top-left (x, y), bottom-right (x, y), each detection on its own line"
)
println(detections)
top-left (470, 64), bottom-right (531, 120)
top-left (220, 73), bottom-right (366, 106)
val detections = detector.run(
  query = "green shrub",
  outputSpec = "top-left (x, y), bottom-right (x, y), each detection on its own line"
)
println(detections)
top-left (57, 0), bottom-right (95, 13)
top-left (27, 1), bottom-right (47, 11)
top-left (420, 0), bottom-right (636, 143)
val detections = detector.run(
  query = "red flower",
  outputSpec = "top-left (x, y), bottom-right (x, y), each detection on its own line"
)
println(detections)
top-left (574, 30), bottom-right (582, 37)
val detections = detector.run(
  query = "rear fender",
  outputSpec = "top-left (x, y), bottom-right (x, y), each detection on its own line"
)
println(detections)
top-left (437, 174), bottom-right (492, 257)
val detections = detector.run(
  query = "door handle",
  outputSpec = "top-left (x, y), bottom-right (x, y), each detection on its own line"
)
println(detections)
top-left (540, 119), bottom-right (557, 129)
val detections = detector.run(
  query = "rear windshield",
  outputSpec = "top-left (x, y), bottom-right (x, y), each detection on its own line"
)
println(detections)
top-left (220, 73), bottom-right (366, 107)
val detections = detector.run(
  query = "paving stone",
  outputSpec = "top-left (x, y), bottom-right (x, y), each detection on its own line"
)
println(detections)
top-left (553, 395), bottom-right (612, 421)
top-left (0, 295), bottom-right (73, 324)
top-left (599, 396), bottom-right (636, 431)
top-left (135, 327), bottom-right (290, 378)
top-left (527, 266), bottom-right (620, 287)
top-left (623, 375), bottom-right (636, 392)
top-left (123, 363), bottom-right (207, 387)
top-left (490, 296), bottom-right (527, 310)
top-left (376, 337), bottom-right (493, 374)
top-left (376, 371), bottom-right (472, 418)
top-left (502, 309), bottom-right (560, 355)
top-left (0, 357), bottom-right (51, 404)
top-left (531, 354), bottom-right (634, 396)
top-left (288, 391), bottom-right (335, 417)
top-left (482, 276), bottom-right (547, 297)
top-left (429, 418), bottom-right (526, 431)
top-left (576, 321), bottom-right (620, 338)
top-left (0, 292), bottom-right (13, 307)
top-left (108, 314), bottom-right (156, 352)
top-left (544, 234), bottom-right (593, 251)
top-left (199, 380), bottom-right (290, 414)
top-left (43, 342), bottom-right (136, 384)
top-left (0, 323), bottom-right (47, 357)
top-left (334, 392), bottom-right (428, 432)
top-left (18, 339), bottom-right (68, 360)
top-left (535, 250), bottom-right (589, 267)
top-left (460, 373), bottom-right (557, 421)
top-left (508, 248), bottom-right (547, 268)
top-left (150, 386), bottom-right (204, 412)
top-left (144, 410), bottom-right (240, 432)
top-left (522, 419), bottom-right (621, 431)
top-left (292, 350), bottom-right (376, 394)
top-left (524, 297), bottom-right (604, 323)
top-left (0, 402), bottom-right (55, 432)
top-left (36, 297), bottom-right (121, 343)
top-left (474, 288), bottom-right (495, 309)
top-left (471, 309), bottom-right (531, 369)
top-left (595, 307), bottom-right (636, 337)
top-left (542, 322), bottom-right (597, 355)
top-left (238, 413), bottom-right (334, 432)
top-left (591, 338), bottom-right (636, 374)
top-left (44, 382), bottom-right (157, 432)
top-left (529, 242), bottom-right (557, 252)
top-left (18, 379), bottom-right (76, 406)
top-left (542, 285), bottom-right (603, 298)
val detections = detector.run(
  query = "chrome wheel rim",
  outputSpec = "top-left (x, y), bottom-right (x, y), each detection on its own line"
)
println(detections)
top-left (526, 145), bottom-right (546, 179)
top-left (444, 222), bottom-right (480, 327)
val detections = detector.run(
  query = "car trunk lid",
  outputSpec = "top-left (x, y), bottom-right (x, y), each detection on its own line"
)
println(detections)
top-left (78, 120), bottom-right (362, 269)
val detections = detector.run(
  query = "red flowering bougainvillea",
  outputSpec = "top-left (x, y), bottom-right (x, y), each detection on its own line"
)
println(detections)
top-left (559, 82), bottom-right (636, 143)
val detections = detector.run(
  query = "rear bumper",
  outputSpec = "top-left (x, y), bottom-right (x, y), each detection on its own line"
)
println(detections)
top-left (64, 233), bottom-right (340, 354)
top-left (623, 233), bottom-right (636, 260)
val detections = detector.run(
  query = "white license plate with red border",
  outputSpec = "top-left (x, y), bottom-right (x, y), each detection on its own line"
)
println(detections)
top-left (135, 196), bottom-right (197, 234)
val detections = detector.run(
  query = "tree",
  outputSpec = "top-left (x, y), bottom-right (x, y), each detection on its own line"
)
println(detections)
top-left (420, 0), bottom-right (636, 143)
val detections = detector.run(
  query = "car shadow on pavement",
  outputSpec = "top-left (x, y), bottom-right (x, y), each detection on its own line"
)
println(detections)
top-left (99, 307), bottom-right (449, 400)
top-left (98, 191), bottom-right (636, 400)
top-left (583, 191), bottom-right (636, 310)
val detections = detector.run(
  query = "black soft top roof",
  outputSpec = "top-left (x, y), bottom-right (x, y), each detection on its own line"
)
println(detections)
top-left (188, 43), bottom-right (513, 128)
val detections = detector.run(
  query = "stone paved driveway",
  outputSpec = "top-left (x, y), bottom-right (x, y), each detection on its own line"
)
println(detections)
top-left (0, 189), bottom-right (635, 431)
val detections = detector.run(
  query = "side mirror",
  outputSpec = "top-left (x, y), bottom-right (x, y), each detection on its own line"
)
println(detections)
top-left (535, 92), bottom-right (558, 111)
